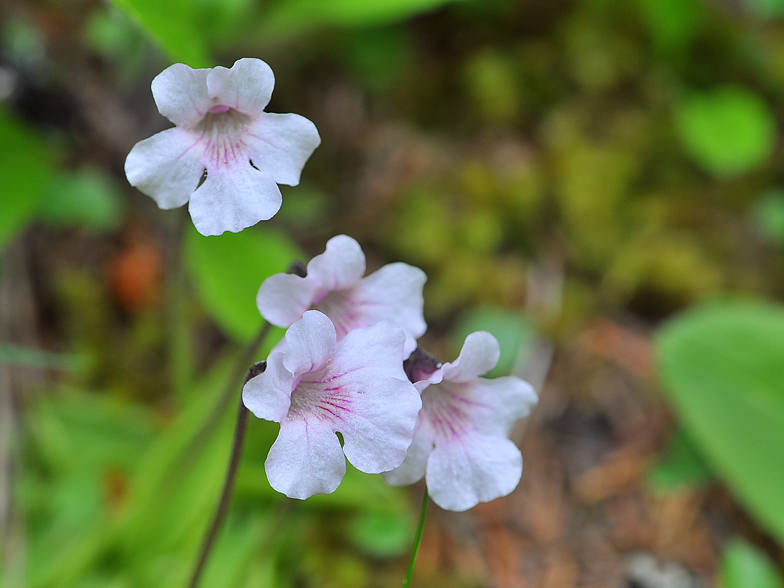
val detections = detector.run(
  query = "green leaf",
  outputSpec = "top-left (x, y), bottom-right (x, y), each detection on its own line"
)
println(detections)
top-left (348, 510), bottom-right (412, 559)
top-left (21, 388), bottom-right (155, 588)
top-left (674, 86), bottom-right (776, 178)
top-left (115, 359), bottom-right (236, 560)
top-left (199, 514), bottom-right (272, 588)
top-left (186, 226), bottom-right (301, 342)
top-left (0, 108), bottom-right (53, 249)
top-left (26, 387), bottom-right (154, 474)
top-left (41, 168), bottom-right (124, 231)
top-left (721, 540), bottom-right (784, 588)
top-left (451, 306), bottom-right (535, 377)
top-left (108, 0), bottom-right (210, 67)
top-left (260, 0), bottom-right (462, 39)
top-left (657, 300), bottom-right (784, 543)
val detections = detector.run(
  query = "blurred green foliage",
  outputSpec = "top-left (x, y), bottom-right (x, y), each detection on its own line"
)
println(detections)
top-left (11, 357), bottom-right (415, 588)
top-left (7, 0), bottom-right (784, 584)
top-left (451, 306), bottom-right (534, 377)
top-left (109, 0), bottom-right (211, 66)
top-left (0, 108), bottom-right (53, 250)
top-left (657, 301), bottom-right (784, 544)
top-left (41, 169), bottom-right (125, 231)
top-left (721, 540), bottom-right (784, 588)
top-left (185, 225), bottom-right (301, 343)
top-left (674, 86), bottom-right (776, 178)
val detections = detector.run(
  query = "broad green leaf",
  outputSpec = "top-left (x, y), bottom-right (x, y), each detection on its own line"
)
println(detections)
top-left (452, 306), bottom-right (535, 377)
top-left (674, 86), bottom-right (776, 178)
top-left (186, 226), bottom-right (301, 342)
top-left (41, 168), bottom-right (124, 231)
top-left (260, 0), bottom-right (461, 39)
top-left (348, 510), bottom-right (412, 558)
top-left (721, 540), bottom-right (784, 588)
top-left (0, 108), bottom-right (53, 249)
top-left (108, 0), bottom-right (210, 67)
top-left (657, 300), bottom-right (784, 543)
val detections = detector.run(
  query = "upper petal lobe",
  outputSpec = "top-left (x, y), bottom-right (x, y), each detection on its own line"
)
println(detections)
top-left (151, 64), bottom-right (211, 127)
top-left (206, 58), bottom-right (275, 117)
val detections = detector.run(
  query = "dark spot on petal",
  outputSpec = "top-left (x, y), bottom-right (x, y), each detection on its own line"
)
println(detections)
top-left (249, 159), bottom-right (260, 171)
top-left (197, 169), bottom-right (208, 188)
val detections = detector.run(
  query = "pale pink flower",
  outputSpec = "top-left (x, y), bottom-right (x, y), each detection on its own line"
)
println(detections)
top-left (383, 332), bottom-right (538, 511)
top-left (257, 235), bottom-right (426, 357)
top-left (242, 311), bottom-right (422, 500)
top-left (125, 58), bottom-right (320, 236)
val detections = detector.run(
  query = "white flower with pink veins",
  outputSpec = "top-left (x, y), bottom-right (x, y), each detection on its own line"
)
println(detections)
top-left (384, 332), bottom-right (538, 511)
top-left (242, 311), bottom-right (422, 499)
top-left (125, 58), bottom-right (320, 236)
top-left (257, 235), bottom-right (427, 358)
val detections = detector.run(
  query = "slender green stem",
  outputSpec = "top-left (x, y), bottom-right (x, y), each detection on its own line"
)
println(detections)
top-left (403, 488), bottom-right (429, 588)
top-left (186, 360), bottom-right (267, 588)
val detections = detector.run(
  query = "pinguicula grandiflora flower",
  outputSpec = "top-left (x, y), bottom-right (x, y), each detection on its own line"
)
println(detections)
top-left (242, 310), bottom-right (422, 499)
top-left (383, 332), bottom-right (538, 511)
top-left (125, 58), bottom-right (320, 236)
top-left (257, 235), bottom-right (426, 358)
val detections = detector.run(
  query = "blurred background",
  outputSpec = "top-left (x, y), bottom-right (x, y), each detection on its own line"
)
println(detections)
top-left (2, 0), bottom-right (784, 586)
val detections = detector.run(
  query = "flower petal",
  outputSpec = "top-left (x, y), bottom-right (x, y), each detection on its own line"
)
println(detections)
top-left (426, 432), bottom-right (522, 511)
top-left (206, 58), bottom-right (275, 118)
top-left (282, 311), bottom-right (336, 377)
top-left (151, 63), bottom-right (211, 127)
top-left (351, 262), bottom-right (427, 357)
top-left (464, 376), bottom-right (537, 438)
top-left (188, 166), bottom-right (281, 235)
top-left (324, 321), bottom-right (421, 473)
top-left (382, 419), bottom-right (435, 486)
top-left (125, 127), bottom-right (204, 209)
top-left (331, 320), bottom-right (408, 381)
top-left (307, 235), bottom-right (366, 292)
top-left (441, 331), bottom-right (500, 383)
top-left (265, 416), bottom-right (346, 499)
top-left (257, 273), bottom-right (320, 327)
top-left (242, 353), bottom-right (293, 423)
top-left (340, 377), bottom-right (421, 474)
top-left (245, 113), bottom-right (321, 186)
